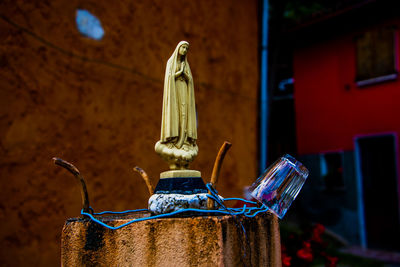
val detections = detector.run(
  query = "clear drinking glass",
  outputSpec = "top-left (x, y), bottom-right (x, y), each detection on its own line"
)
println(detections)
top-left (250, 154), bottom-right (309, 219)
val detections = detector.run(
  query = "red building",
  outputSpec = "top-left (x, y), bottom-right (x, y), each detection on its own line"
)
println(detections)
top-left (290, 1), bottom-right (400, 251)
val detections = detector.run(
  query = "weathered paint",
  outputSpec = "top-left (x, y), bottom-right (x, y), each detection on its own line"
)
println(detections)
top-left (61, 212), bottom-right (281, 267)
top-left (294, 18), bottom-right (400, 155)
top-left (0, 0), bottom-right (259, 265)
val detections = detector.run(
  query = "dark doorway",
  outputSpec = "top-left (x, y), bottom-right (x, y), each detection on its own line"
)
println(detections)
top-left (356, 134), bottom-right (400, 251)
top-left (268, 98), bottom-right (297, 163)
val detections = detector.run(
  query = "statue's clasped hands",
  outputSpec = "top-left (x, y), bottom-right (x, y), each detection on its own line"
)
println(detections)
top-left (175, 61), bottom-right (187, 78)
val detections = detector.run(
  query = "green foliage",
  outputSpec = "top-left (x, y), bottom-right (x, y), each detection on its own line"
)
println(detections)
top-left (332, 252), bottom-right (385, 267)
top-left (284, 0), bottom-right (325, 21)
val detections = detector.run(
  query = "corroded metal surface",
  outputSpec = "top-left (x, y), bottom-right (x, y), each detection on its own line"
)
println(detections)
top-left (53, 158), bottom-right (92, 214)
top-left (133, 166), bottom-right (154, 196)
top-left (207, 141), bottom-right (232, 209)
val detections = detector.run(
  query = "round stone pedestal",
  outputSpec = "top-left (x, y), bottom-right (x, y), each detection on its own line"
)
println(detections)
top-left (149, 170), bottom-right (210, 214)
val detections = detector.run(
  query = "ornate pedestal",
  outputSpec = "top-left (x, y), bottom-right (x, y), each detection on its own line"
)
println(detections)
top-left (148, 170), bottom-right (211, 214)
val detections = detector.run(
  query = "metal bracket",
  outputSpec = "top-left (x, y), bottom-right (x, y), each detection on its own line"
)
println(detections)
top-left (207, 141), bottom-right (232, 209)
top-left (53, 157), bottom-right (92, 214)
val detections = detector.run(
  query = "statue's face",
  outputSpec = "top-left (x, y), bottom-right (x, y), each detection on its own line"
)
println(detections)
top-left (178, 44), bottom-right (189, 56)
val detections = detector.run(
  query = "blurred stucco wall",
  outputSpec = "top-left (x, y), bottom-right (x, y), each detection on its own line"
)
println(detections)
top-left (0, 0), bottom-right (259, 265)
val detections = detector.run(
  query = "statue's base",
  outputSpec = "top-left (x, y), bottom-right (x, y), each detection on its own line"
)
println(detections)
top-left (148, 193), bottom-right (212, 214)
top-left (160, 170), bottom-right (201, 178)
top-left (149, 170), bottom-right (210, 214)
top-left (155, 141), bottom-right (198, 169)
top-left (154, 170), bottom-right (206, 194)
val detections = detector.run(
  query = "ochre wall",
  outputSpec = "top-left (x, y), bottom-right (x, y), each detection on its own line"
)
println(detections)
top-left (0, 0), bottom-right (259, 265)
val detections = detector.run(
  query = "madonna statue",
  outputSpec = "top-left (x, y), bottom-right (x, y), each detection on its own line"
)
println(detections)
top-left (155, 41), bottom-right (198, 170)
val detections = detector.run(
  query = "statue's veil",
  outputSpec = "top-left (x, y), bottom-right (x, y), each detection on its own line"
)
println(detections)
top-left (160, 41), bottom-right (197, 142)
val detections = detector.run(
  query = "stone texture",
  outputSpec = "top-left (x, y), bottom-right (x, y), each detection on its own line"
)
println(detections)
top-left (0, 0), bottom-right (259, 265)
top-left (61, 212), bottom-right (281, 267)
top-left (148, 193), bottom-right (219, 214)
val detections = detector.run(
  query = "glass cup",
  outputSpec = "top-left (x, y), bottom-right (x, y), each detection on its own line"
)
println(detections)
top-left (250, 154), bottom-right (309, 219)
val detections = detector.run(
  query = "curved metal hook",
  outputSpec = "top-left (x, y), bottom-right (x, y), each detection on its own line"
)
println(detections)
top-left (207, 141), bottom-right (232, 209)
top-left (133, 166), bottom-right (154, 196)
top-left (53, 157), bottom-right (92, 214)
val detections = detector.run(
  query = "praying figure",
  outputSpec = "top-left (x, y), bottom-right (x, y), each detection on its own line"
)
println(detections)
top-left (155, 41), bottom-right (198, 169)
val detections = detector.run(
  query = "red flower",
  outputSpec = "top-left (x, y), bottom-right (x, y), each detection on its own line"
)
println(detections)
top-left (282, 253), bottom-right (292, 267)
top-left (302, 241), bottom-right (312, 249)
top-left (281, 245), bottom-right (292, 266)
top-left (325, 255), bottom-right (338, 267)
top-left (296, 241), bottom-right (313, 263)
top-left (312, 223), bottom-right (325, 244)
top-left (297, 248), bottom-right (313, 262)
top-left (313, 223), bottom-right (325, 235)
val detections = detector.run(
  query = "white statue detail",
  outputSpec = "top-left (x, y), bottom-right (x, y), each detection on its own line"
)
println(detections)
top-left (155, 41), bottom-right (198, 169)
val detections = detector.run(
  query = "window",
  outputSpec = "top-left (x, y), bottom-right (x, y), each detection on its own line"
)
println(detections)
top-left (355, 27), bottom-right (398, 86)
